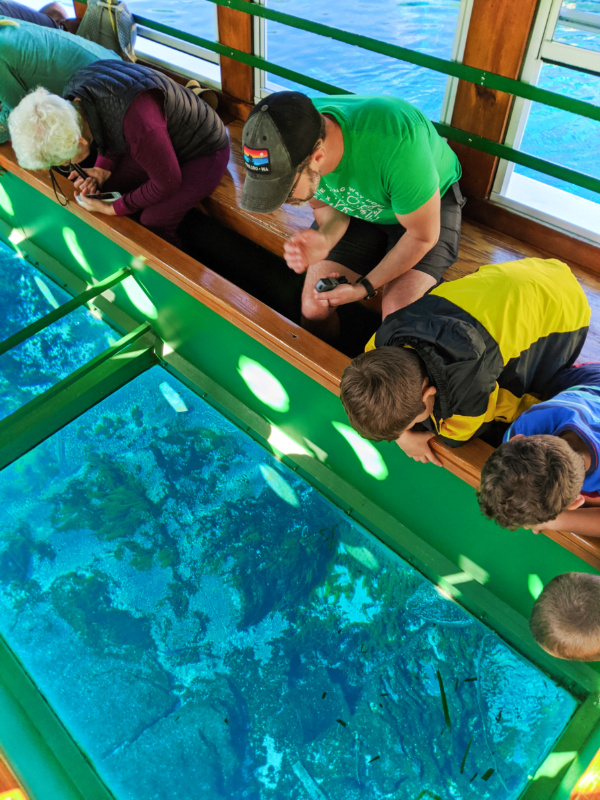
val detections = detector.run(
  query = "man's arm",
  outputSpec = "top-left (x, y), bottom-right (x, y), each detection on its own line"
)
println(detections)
top-left (283, 200), bottom-right (350, 274)
top-left (323, 190), bottom-right (441, 307)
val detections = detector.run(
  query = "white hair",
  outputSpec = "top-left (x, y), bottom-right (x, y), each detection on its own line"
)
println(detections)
top-left (8, 87), bottom-right (82, 170)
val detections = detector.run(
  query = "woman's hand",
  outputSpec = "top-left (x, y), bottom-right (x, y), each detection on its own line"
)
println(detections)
top-left (75, 193), bottom-right (117, 215)
top-left (69, 166), bottom-right (111, 195)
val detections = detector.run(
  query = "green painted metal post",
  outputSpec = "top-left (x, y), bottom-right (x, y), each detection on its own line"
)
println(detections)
top-left (0, 323), bottom-right (158, 471)
top-left (0, 267), bottom-right (132, 357)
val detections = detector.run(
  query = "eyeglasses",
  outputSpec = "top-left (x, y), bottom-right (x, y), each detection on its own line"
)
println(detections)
top-left (286, 166), bottom-right (304, 201)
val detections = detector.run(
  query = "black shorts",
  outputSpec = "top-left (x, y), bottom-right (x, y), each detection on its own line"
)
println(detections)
top-left (318, 182), bottom-right (465, 283)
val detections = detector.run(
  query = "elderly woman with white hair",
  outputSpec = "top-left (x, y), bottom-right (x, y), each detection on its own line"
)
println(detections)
top-left (0, 15), bottom-right (118, 143)
top-left (8, 60), bottom-right (229, 245)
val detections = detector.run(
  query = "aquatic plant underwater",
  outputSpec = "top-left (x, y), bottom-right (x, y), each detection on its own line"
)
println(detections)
top-left (0, 241), bottom-right (577, 798)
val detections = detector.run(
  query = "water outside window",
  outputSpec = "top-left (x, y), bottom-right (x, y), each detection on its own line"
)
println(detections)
top-left (0, 241), bottom-right (579, 800)
top-left (120, 0), bottom-right (216, 41)
top-left (0, 246), bottom-right (116, 421)
top-left (263, 0), bottom-right (461, 121)
top-left (554, 0), bottom-right (600, 54)
top-left (513, 63), bottom-right (600, 204)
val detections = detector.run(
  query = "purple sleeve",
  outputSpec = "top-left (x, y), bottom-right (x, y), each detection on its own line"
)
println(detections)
top-left (95, 154), bottom-right (118, 173)
top-left (112, 91), bottom-right (182, 217)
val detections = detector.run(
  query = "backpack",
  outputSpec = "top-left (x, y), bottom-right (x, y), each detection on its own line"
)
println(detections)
top-left (77, 0), bottom-right (137, 62)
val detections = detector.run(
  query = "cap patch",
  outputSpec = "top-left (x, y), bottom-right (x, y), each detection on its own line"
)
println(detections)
top-left (244, 145), bottom-right (271, 174)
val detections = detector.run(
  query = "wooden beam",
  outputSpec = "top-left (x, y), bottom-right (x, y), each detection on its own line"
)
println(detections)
top-left (217, 0), bottom-right (254, 105)
top-left (450, 0), bottom-right (538, 199)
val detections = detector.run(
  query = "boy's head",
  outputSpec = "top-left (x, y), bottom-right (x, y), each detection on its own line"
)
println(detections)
top-left (340, 347), bottom-right (436, 441)
top-left (530, 572), bottom-right (600, 661)
top-left (477, 434), bottom-right (586, 530)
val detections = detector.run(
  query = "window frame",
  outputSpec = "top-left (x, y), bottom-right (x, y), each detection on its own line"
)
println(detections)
top-left (491, 0), bottom-right (600, 241)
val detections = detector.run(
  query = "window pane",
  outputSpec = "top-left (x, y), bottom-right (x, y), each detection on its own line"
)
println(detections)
top-left (0, 246), bottom-right (72, 339)
top-left (554, 1), bottom-right (600, 54)
top-left (126, 0), bottom-right (216, 41)
top-left (514, 63), bottom-right (600, 204)
top-left (0, 365), bottom-right (578, 800)
top-left (0, 240), bottom-right (117, 421)
top-left (264, 0), bottom-right (461, 120)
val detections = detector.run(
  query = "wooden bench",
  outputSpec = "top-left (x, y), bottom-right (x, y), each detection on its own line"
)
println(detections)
top-left (2, 140), bottom-right (600, 571)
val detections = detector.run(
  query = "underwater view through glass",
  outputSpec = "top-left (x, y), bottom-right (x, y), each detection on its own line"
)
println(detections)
top-left (0, 244), bottom-right (116, 421)
top-left (0, 293), bottom-right (578, 800)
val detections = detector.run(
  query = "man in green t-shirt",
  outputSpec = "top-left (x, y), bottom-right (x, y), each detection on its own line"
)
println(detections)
top-left (241, 91), bottom-right (464, 344)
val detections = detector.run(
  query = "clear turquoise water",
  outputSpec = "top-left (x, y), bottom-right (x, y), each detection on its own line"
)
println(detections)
top-left (0, 249), bottom-right (116, 421)
top-left (0, 241), bottom-right (579, 799)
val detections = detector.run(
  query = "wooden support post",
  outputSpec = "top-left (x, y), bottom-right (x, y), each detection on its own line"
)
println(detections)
top-left (217, 0), bottom-right (254, 111)
top-left (450, 0), bottom-right (538, 199)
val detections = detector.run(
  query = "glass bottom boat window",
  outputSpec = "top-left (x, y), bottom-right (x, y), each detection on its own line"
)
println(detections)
top-left (0, 366), bottom-right (577, 800)
top-left (0, 240), bottom-right (117, 422)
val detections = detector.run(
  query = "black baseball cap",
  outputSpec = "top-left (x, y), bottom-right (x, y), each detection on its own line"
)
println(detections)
top-left (240, 91), bottom-right (322, 214)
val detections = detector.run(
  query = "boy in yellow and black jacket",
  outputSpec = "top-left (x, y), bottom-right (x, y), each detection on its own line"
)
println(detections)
top-left (340, 258), bottom-right (590, 465)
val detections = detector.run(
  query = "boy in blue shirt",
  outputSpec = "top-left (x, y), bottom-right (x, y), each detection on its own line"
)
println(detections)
top-left (477, 364), bottom-right (600, 537)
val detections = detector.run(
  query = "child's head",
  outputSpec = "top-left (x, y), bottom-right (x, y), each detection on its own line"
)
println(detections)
top-left (477, 434), bottom-right (585, 530)
top-left (530, 572), bottom-right (600, 661)
top-left (340, 347), bottom-right (434, 441)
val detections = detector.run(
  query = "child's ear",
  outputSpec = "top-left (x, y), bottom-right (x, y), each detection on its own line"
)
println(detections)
top-left (421, 384), bottom-right (436, 404)
top-left (568, 493), bottom-right (586, 511)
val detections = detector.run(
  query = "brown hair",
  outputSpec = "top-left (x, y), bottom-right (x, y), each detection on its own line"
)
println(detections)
top-left (477, 434), bottom-right (585, 530)
top-left (530, 572), bottom-right (600, 661)
top-left (340, 347), bottom-right (427, 441)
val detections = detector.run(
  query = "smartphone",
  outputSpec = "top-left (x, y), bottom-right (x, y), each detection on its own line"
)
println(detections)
top-left (315, 276), bottom-right (349, 293)
top-left (84, 192), bottom-right (122, 202)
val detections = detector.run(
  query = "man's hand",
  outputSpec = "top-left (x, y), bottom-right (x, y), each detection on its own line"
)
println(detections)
top-left (312, 274), bottom-right (368, 308)
top-left (395, 429), bottom-right (442, 466)
top-left (69, 166), bottom-right (111, 195)
top-left (284, 228), bottom-right (331, 274)
top-left (75, 193), bottom-right (117, 215)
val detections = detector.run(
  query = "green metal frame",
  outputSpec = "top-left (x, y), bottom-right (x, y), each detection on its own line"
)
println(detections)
top-left (133, 0), bottom-right (600, 196)
top-left (1, 167), bottom-right (600, 798)
top-left (0, 267), bottom-right (132, 358)
top-left (0, 323), bottom-right (157, 471)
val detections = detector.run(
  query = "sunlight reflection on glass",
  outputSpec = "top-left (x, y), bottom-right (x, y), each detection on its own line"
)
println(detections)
top-left (533, 751), bottom-right (577, 780)
top-left (8, 228), bottom-right (27, 245)
top-left (528, 574), bottom-right (544, 599)
top-left (62, 227), bottom-right (93, 274)
top-left (268, 425), bottom-right (312, 458)
top-left (332, 421), bottom-right (388, 480)
top-left (0, 184), bottom-right (14, 217)
top-left (122, 275), bottom-right (158, 320)
top-left (238, 356), bottom-right (290, 412)
top-left (34, 276), bottom-right (60, 309)
top-left (259, 464), bottom-right (300, 507)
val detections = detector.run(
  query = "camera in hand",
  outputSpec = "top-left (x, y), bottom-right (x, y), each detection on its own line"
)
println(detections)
top-left (315, 276), bottom-right (349, 293)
